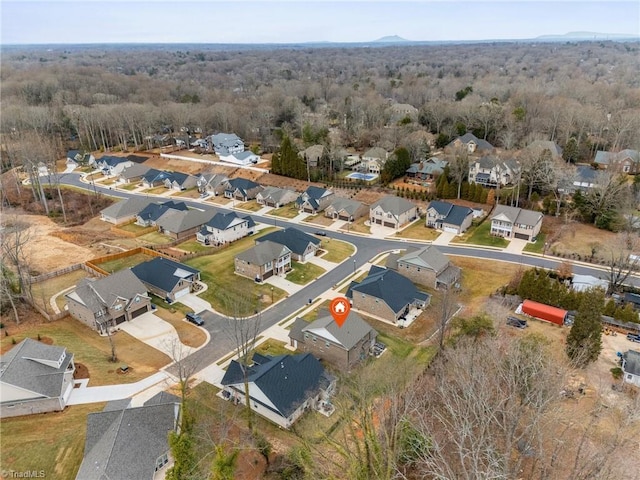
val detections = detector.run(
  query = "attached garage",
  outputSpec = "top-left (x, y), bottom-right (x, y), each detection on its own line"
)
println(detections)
top-left (443, 225), bottom-right (459, 234)
top-left (514, 232), bottom-right (530, 241)
top-left (114, 315), bottom-right (126, 325)
top-left (339, 214), bottom-right (350, 221)
top-left (383, 221), bottom-right (396, 228)
top-left (173, 287), bottom-right (190, 300)
top-left (130, 306), bottom-right (149, 319)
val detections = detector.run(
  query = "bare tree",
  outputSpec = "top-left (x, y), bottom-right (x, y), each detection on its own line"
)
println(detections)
top-left (447, 145), bottom-right (469, 199)
top-left (163, 337), bottom-right (198, 404)
top-left (603, 233), bottom-right (640, 294)
top-left (436, 286), bottom-right (459, 351)
top-left (1, 216), bottom-right (34, 321)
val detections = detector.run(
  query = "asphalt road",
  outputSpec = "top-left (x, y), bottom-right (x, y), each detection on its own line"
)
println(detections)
top-left (53, 173), bottom-right (640, 375)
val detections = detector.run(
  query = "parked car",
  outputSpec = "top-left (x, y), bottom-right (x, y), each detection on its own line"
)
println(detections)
top-left (314, 231), bottom-right (327, 236)
top-left (627, 333), bottom-right (640, 343)
top-left (186, 312), bottom-right (204, 326)
top-left (506, 316), bottom-right (528, 329)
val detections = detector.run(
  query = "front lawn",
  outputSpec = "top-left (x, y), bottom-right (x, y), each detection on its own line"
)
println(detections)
top-left (320, 238), bottom-right (355, 263)
top-left (120, 183), bottom-right (139, 191)
top-left (523, 233), bottom-right (547, 254)
top-left (172, 187), bottom-right (200, 198)
top-left (175, 240), bottom-right (212, 254)
top-left (0, 318), bottom-right (171, 385)
top-left (254, 338), bottom-right (291, 357)
top-left (0, 402), bottom-right (107, 480)
top-left (142, 186), bottom-right (168, 195)
top-left (93, 252), bottom-right (154, 273)
top-left (268, 204), bottom-right (299, 219)
top-left (302, 215), bottom-right (334, 226)
top-left (235, 200), bottom-right (264, 212)
top-left (395, 219), bottom-right (442, 241)
top-left (285, 261), bottom-right (326, 285)
top-left (452, 220), bottom-right (509, 248)
top-left (341, 216), bottom-right (370, 234)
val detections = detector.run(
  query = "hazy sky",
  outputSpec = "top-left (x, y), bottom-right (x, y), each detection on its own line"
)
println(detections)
top-left (2, 0), bottom-right (639, 44)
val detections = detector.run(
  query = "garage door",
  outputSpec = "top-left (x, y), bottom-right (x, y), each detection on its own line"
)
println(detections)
top-left (444, 226), bottom-right (458, 234)
top-left (383, 221), bottom-right (395, 228)
top-left (130, 306), bottom-right (148, 319)
top-left (339, 214), bottom-right (351, 221)
top-left (114, 315), bottom-right (126, 325)
top-left (514, 232), bottom-right (530, 241)
top-left (174, 287), bottom-right (190, 299)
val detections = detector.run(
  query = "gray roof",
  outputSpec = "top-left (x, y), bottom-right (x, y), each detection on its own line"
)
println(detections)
top-left (370, 196), bottom-right (417, 216)
top-left (66, 270), bottom-right (148, 314)
top-left (0, 338), bottom-right (73, 400)
top-left (363, 147), bottom-right (388, 160)
top-left (100, 197), bottom-right (154, 220)
top-left (257, 227), bottom-right (320, 256)
top-left (346, 266), bottom-right (430, 314)
top-left (236, 241), bottom-right (291, 266)
top-left (289, 311), bottom-right (376, 350)
top-left (119, 163), bottom-right (150, 180)
top-left (205, 211), bottom-right (254, 231)
top-left (300, 145), bottom-right (325, 163)
top-left (137, 200), bottom-right (189, 222)
top-left (155, 208), bottom-right (215, 234)
top-left (98, 156), bottom-right (130, 167)
top-left (526, 140), bottom-right (563, 157)
top-left (427, 201), bottom-right (473, 227)
top-left (406, 158), bottom-right (448, 175)
top-left (221, 353), bottom-right (326, 418)
top-left (224, 177), bottom-right (262, 196)
top-left (198, 173), bottom-right (229, 188)
top-left (450, 133), bottom-right (494, 151)
top-left (398, 245), bottom-right (451, 275)
top-left (327, 197), bottom-right (365, 216)
top-left (575, 165), bottom-right (598, 184)
top-left (258, 186), bottom-right (297, 204)
top-left (491, 205), bottom-right (542, 227)
top-left (131, 257), bottom-right (200, 294)
top-left (623, 350), bottom-right (640, 377)
top-left (76, 400), bottom-right (179, 480)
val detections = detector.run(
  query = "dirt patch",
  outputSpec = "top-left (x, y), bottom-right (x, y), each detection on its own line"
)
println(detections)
top-left (74, 362), bottom-right (90, 380)
top-left (141, 155), bottom-right (204, 175)
top-left (542, 216), bottom-right (620, 261)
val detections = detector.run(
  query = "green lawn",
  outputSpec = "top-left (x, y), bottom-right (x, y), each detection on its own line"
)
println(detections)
top-left (31, 269), bottom-right (88, 312)
top-left (523, 233), bottom-right (547, 254)
top-left (236, 200), bottom-right (264, 212)
top-left (395, 219), bottom-right (441, 241)
top-left (0, 402), bottom-right (107, 480)
top-left (342, 216), bottom-right (370, 234)
top-left (142, 186), bottom-right (168, 194)
top-left (120, 183), bottom-right (139, 191)
top-left (175, 240), bottom-right (212, 253)
top-left (172, 187), bottom-right (200, 198)
top-left (184, 229), bottom-right (287, 315)
top-left (254, 338), bottom-right (291, 357)
top-left (269, 204), bottom-right (299, 218)
top-left (117, 222), bottom-right (150, 233)
top-left (452, 221), bottom-right (509, 248)
top-left (285, 261), bottom-right (326, 285)
top-left (137, 231), bottom-right (174, 245)
top-left (94, 252), bottom-right (154, 273)
top-left (320, 238), bottom-right (355, 263)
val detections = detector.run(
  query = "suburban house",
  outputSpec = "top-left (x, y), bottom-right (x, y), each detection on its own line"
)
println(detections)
top-left (524, 140), bottom-right (563, 161)
top-left (100, 197), bottom-right (154, 225)
top-left (96, 156), bottom-right (134, 176)
top-left (289, 311), bottom-right (377, 370)
top-left (426, 200), bottom-right (474, 235)
top-left (469, 156), bottom-right (521, 187)
top-left (196, 211), bottom-right (255, 246)
top-left (388, 102), bottom-right (419, 123)
top-left (163, 171), bottom-right (198, 191)
top-left (136, 200), bottom-right (189, 227)
top-left (490, 205), bottom-right (543, 242)
top-left (210, 133), bottom-right (245, 156)
top-left (66, 150), bottom-right (95, 167)
top-left (197, 173), bottom-right (229, 196)
top-left (573, 165), bottom-right (599, 190)
top-left (0, 338), bottom-right (75, 418)
top-left (405, 157), bottom-right (448, 182)
top-left (221, 353), bottom-right (336, 429)
top-left (300, 144), bottom-right (325, 168)
top-left (387, 246), bottom-right (461, 289)
top-left (446, 132), bottom-right (495, 155)
top-left (621, 350), bottom-right (640, 388)
top-left (118, 163), bottom-right (151, 184)
top-left (131, 257), bottom-right (201, 303)
top-left (346, 266), bottom-right (431, 323)
top-left (223, 177), bottom-right (263, 202)
top-left (256, 186), bottom-right (298, 208)
top-left (155, 208), bottom-right (216, 240)
top-left (369, 196), bottom-right (418, 229)
top-left (256, 227), bottom-right (321, 262)
top-left (324, 197), bottom-right (368, 222)
top-left (296, 186), bottom-right (335, 214)
top-left (142, 169), bottom-right (175, 188)
top-left (360, 147), bottom-right (388, 174)
top-left (222, 150), bottom-right (261, 166)
top-left (65, 269), bottom-right (151, 334)
top-left (75, 392), bottom-right (181, 480)
top-left (594, 149), bottom-right (639, 174)
top-left (235, 241), bottom-right (292, 281)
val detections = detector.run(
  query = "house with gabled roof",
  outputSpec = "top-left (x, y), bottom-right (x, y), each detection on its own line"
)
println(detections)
top-left (426, 200), bottom-right (473, 235)
top-left (155, 208), bottom-right (216, 240)
top-left (221, 353), bottom-right (335, 428)
top-left (490, 205), bottom-right (543, 242)
top-left (594, 149), bottom-right (639, 174)
top-left (621, 350), bottom-right (640, 388)
top-left (222, 150), bottom-right (260, 166)
top-left (235, 241), bottom-right (292, 281)
top-left (141, 169), bottom-right (173, 188)
top-left (388, 245), bottom-right (461, 289)
top-left (469, 156), bottom-right (520, 187)
top-left (210, 133), bottom-right (244, 156)
top-left (197, 173), bottom-right (229, 196)
top-left (118, 163), bottom-right (151, 184)
top-left (66, 150), bottom-right (95, 167)
top-left (369, 196), bottom-right (418, 229)
top-left (406, 157), bottom-right (448, 182)
top-left (256, 227), bottom-right (321, 262)
top-left (65, 269), bottom-right (151, 334)
top-left (289, 311), bottom-right (377, 370)
top-left (446, 132), bottom-right (495, 155)
top-left (131, 257), bottom-right (200, 303)
top-left (256, 186), bottom-right (298, 208)
top-left (360, 147), bottom-right (389, 174)
top-left (223, 177), bottom-right (263, 202)
top-left (96, 156), bottom-right (133, 176)
top-left (197, 211), bottom-right (255, 246)
top-left (572, 165), bottom-right (599, 191)
top-left (100, 197), bottom-right (154, 225)
top-left (75, 392), bottom-right (180, 480)
top-left (125, 154), bottom-right (148, 164)
top-left (0, 338), bottom-right (75, 418)
top-left (296, 186), bottom-right (335, 214)
top-left (346, 266), bottom-right (431, 323)
top-left (136, 200), bottom-right (189, 227)
top-left (300, 145), bottom-right (326, 168)
top-left (388, 102), bottom-right (419, 123)
top-left (163, 171), bottom-right (198, 191)
top-left (324, 197), bottom-right (368, 222)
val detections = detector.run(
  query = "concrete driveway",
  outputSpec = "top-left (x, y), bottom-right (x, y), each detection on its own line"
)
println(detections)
top-left (119, 311), bottom-right (193, 360)
top-left (432, 231), bottom-right (456, 246)
top-left (178, 293), bottom-right (213, 314)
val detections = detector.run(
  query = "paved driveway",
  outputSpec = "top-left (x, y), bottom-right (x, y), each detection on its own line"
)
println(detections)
top-left (178, 293), bottom-right (213, 314)
top-left (119, 311), bottom-right (193, 360)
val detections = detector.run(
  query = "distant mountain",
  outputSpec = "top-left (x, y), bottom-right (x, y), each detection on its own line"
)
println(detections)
top-left (374, 35), bottom-right (409, 43)
top-left (536, 31), bottom-right (640, 41)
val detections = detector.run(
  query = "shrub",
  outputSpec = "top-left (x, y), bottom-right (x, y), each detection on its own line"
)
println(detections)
top-left (610, 367), bottom-right (623, 380)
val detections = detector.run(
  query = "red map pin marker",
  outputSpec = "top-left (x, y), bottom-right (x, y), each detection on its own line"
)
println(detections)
top-left (330, 297), bottom-right (350, 328)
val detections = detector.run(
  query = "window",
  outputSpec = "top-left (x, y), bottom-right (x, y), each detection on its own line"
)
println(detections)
top-left (325, 341), bottom-right (330, 348)
top-left (628, 374), bottom-right (633, 380)
top-left (304, 333), bottom-right (309, 339)
top-left (312, 335), bottom-right (317, 342)
top-left (155, 453), bottom-right (169, 471)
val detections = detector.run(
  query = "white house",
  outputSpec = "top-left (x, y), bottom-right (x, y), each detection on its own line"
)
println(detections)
top-left (196, 212), bottom-right (255, 246)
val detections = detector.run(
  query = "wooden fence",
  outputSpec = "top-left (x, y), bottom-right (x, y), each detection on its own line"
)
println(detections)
top-left (84, 246), bottom-right (172, 276)
top-left (110, 221), bottom-right (157, 238)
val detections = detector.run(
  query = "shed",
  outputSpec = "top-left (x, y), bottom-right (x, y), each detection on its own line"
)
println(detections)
top-left (520, 300), bottom-right (568, 326)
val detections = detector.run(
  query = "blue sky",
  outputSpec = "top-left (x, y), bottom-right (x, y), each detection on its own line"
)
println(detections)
top-left (1, 1), bottom-right (639, 44)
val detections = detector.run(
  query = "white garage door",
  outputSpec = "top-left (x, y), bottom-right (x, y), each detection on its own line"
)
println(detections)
top-left (174, 287), bottom-right (190, 299)
top-left (444, 226), bottom-right (458, 234)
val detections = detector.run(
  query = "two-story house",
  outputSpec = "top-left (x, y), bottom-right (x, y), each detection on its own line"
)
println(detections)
top-left (446, 132), bottom-right (495, 155)
top-left (197, 173), bottom-right (229, 196)
top-left (469, 156), bottom-right (520, 187)
top-left (369, 196), bottom-right (418, 229)
top-left (223, 177), bottom-right (263, 202)
top-left (594, 149), bottom-right (639, 174)
top-left (96, 156), bottom-right (133, 177)
top-left (490, 205), bottom-right (543, 242)
top-left (210, 133), bottom-right (244, 156)
top-left (196, 211), bottom-right (255, 246)
top-left (387, 246), bottom-right (461, 289)
top-left (360, 147), bottom-right (389, 174)
top-left (296, 186), bottom-right (335, 214)
top-left (425, 200), bottom-right (473, 235)
top-left (235, 241), bottom-right (292, 281)
top-left (256, 227), bottom-right (321, 262)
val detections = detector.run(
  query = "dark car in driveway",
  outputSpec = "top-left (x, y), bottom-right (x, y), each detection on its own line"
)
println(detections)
top-left (186, 312), bottom-right (204, 326)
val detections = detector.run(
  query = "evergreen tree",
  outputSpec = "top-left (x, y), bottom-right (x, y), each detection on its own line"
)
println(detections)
top-left (566, 288), bottom-right (604, 367)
